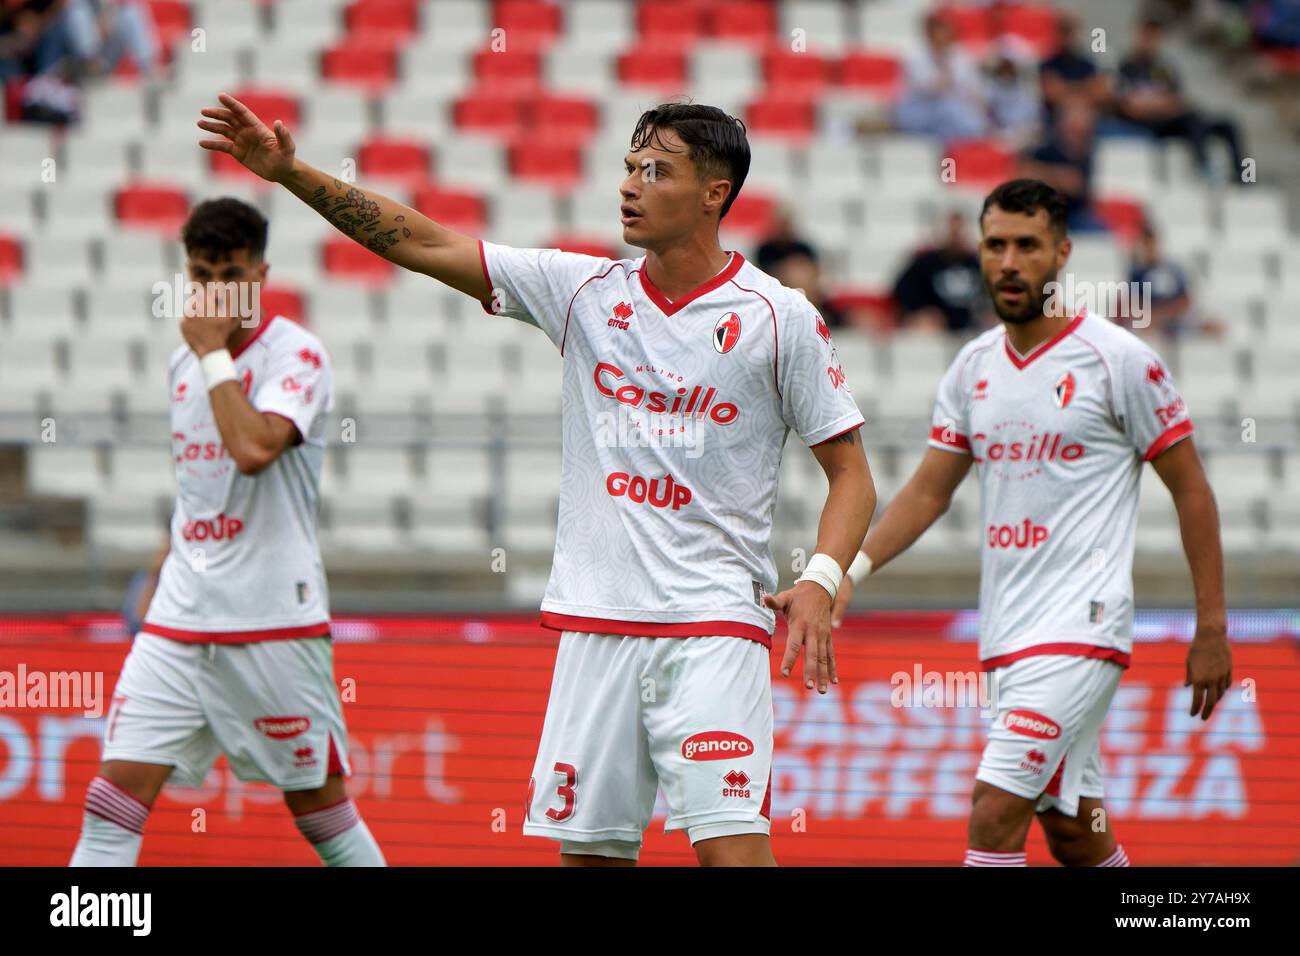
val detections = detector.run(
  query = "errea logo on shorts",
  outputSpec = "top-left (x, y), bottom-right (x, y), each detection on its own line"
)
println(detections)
top-left (254, 716), bottom-right (311, 739)
top-left (1003, 710), bottom-right (1061, 740)
top-left (682, 730), bottom-right (753, 761)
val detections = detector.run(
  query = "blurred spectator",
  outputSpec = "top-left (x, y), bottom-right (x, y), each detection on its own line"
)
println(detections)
top-left (755, 206), bottom-right (817, 276)
top-left (985, 51), bottom-right (1043, 147)
top-left (58, 0), bottom-right (158, 80)
top-left (1125, 222), bottom-right (1223, 337)
top-left (1020, 97), bottom-right (1106, 232)
top-left (772, 252), bottom-right (851, 329)
top-left (1039, 11), bottom-right (1113, 119)
top-left (1251, 0), bottom-right (1300, 49)
top-left (0, 0), bottom-right (65, 82)
top-left (1116, 18), bottom-right (1246, 179)
top-left (894, 11), bottom-right (988, 139)
top-left (891, 211), bottom-right (988, 334)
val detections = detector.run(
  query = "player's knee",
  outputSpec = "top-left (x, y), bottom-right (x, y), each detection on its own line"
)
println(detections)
top-left (283, 773), bottom-right (347, 815)
top-left (693, 835), bottom-right (775, 867)
top-left (1045, 828), bottom-right (1112, 867)
top-left (969, 783), bottom-right (1034, 847)
top-left (97, 760), bottom-right (170, 807)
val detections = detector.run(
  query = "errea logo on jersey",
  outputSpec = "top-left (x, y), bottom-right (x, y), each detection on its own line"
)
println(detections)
top-left (682, 730), bottom-right (754, 761)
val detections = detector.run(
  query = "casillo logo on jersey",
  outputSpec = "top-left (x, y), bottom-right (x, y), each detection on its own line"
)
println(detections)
top-left (972, 428), bottom-right (1085, 467)
top-left (1004, 710), bottom-right (1062, 739)
top-left (176, 440), bottom-right (230, 463)
top-left (682, 730), bottom-right (754, 761)
top-left (608, 301), bottom-right (633, 331)
top-left (987, 519), bottom-right (1049, 549)
top-left (1155, 396), bottom-right (1186, 426)
top-left (606, 472), bottom-right (691, 510)
top-left (1054, 371), bottom-right (1076, 409)
top-left (713, 312), bottom-right (741, 353)
top-left (181, 513), bottom-right (245, 542)
top-left (593, 362), bottom-right (739, 424)
top-left (253, 716), bottom-right (310, 739)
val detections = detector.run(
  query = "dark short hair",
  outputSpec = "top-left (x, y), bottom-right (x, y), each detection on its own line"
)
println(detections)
top-left (181, 197), bottom-right (268, 260)
top-left (630, 102), bottom-right (750, 219)
top-left (980, 179), bottom-right (1070, 237)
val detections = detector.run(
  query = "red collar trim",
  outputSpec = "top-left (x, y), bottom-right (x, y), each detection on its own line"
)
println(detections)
top-left (636, 252), bottom-right (744, 316)
top-left (1003, 309), bottom-right (1086, 370)
top-left (231, 314), bottom-right (277, 359)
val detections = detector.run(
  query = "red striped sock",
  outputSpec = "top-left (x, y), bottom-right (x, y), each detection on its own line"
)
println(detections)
top-left (84, 776), bottom-right (150, 834)
top-left (964, 848), bottom-right (1027, 867)
top-left (293, 798), bottom-right (361, 845)
top-left (1096, 844), bottom-right (1131, 867)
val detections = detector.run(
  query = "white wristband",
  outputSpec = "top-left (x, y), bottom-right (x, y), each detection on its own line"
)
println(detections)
top-left (797, 552), bottom-right (844, 600)
top-left (847, 551), bottom-right (874, 586)
top-left (199, 348), bottom-right (237, 390)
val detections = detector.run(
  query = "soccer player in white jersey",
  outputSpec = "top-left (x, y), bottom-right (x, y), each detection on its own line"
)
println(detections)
top-left (196, 95), bottom-right (875, 866)
top-left (832, 180), bottom-right (1233, 867)
top-left (70, 199), bottom-right (385, 867)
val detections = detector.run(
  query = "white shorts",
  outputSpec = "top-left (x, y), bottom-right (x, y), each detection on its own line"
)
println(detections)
top-left (977, 654), bottom-right (1123, 818)
top-left (101, 632), bottom-right (351, 791)
top-left (523, 632), bottom-right (773, 861)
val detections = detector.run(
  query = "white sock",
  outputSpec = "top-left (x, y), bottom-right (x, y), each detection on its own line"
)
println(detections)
top-left (69, 776), bottom-right (149, 867)
top-left (1096, 844), bottom-right (1131, 867)
top-left (293, 799), bottom-right (386, 867)
top-left (964, 848), bottom-right (1027, 866)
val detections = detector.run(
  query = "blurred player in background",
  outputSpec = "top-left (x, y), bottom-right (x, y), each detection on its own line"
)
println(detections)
top-left (833, 179), bottom-right (1232, 867)
top-left (196, 93), bottom-right (874, 866)
top-left (70, 198), bottom-right (384, 867)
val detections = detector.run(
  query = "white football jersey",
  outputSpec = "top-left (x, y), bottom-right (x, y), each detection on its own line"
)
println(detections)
top-left (929, 310), bottom-right (1193, 668)
top-left (480, 242), bottom-right (865, 646)
top-left (144, 316), bottom-right (334, 642)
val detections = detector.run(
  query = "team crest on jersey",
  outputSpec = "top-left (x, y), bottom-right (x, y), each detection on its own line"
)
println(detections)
top-left (1053, 371), bottom-right (1075, 409)
top-left (814, 313), bottom-right (831, 343)
top-left (713, 312), bottom-right (741, 353)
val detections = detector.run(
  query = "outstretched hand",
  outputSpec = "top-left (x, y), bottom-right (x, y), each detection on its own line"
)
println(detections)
top-left (764, 581), bottom-right (837, 694)
top-left (197, 93), bottom-right (296, 183)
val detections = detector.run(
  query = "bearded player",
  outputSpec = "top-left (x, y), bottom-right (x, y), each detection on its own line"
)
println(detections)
top-left (70, 198), bottom-right (384, 866)
top-left (196, 94), bottom-right (875, 866)
top-left (833, 180), bottom-right (1232, 867)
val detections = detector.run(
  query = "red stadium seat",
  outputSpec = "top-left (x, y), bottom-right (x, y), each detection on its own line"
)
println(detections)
top-left (413, 185), bottom-right (488, 233)
top-left (548, 235), bottom-right (619, 259)
top-left (322, 237), bottom-right (395, 286)
top-left (532, 95), bottom-right (599, 144)
top-left (260, 286), bottom-right (306, 326)
top-left (359, 136), bottom-right (432, 186)
top-left (837, 51), bottom-right (902, 97)
top-left (720, 193), bottom-right (776, 237)
top-left (472, 49), bottom-right (542, 94)
top-left (230, 89), bottom-right (301, 129)
top-left (939, 6), bottom-right (995, 53)
top-left (509, 141), bottom-right (582, 189)
top-left (709, 0), bottom-right (777, 46)
top-left (453, 92), bottom-right (527, 137)
top-left (616, 48), bottom-right (688, 89)
top-left (764, 50), bottom-right (832, 95)
top-left (636, 0), bottom-right (708, 49)
top-left (1095, 197), bottom-right (1147, 247)
top-left (946, 138), bottom-right (1016, 185)
top-left (322, 44), bottom-right (398, 91)
top-left (0, 234), bottom-right (23, 287)
top-left (996, 4), bottom-right (1061, 57)
top-left (344, 0), bottom-right (418, 47)
top-left (115, 183), bottom-right (190, 234)
top-left (494, 0), bottom-right (562, 49)
top-left (147, 0), bottom-right (192, 50)
top-left (745, 96), bottom-right (815, 141)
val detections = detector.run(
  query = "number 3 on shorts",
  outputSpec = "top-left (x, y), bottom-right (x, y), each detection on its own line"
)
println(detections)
top-left (545, 762), bottom-right (577, 822)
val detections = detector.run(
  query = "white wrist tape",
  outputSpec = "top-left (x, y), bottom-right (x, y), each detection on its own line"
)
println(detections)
top-left (797, 552), bottom-right (844, 600)
top-left (199, 348), bottom-right (237, 390)
top-left (847, 551), bottom-right (874, 586)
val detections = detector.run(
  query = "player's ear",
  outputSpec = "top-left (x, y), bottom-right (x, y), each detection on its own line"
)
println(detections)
top-left (706, 178), bottom-right (732, 217)
top-left (1055, 234), bottom-right (1072, 271)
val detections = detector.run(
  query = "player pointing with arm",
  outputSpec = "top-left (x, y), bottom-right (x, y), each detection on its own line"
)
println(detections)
top-left (833, 179), bottom-right (1231, 867)
top-left (199, 93), bottom-right (875, 866)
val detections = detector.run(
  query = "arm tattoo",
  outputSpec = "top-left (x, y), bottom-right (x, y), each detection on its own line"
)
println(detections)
top-left (830, 430), bottom-right (859, 446)
top-left (307, 183), bottom-right (403, 256)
